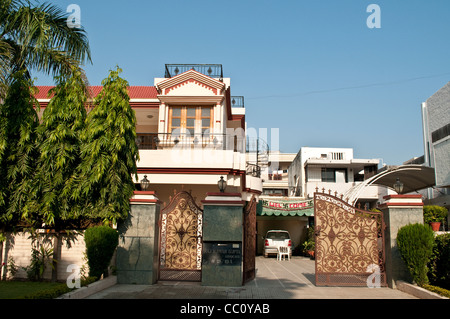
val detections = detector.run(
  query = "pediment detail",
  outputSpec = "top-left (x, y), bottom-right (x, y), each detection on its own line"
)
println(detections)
top-left (156, 69), bottom-right (225, 96)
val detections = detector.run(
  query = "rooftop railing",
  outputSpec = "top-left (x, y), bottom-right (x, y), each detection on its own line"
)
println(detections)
top-left (165, 64), bottom-right (223, 78)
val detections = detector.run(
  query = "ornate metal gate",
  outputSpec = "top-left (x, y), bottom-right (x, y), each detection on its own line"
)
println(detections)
top-left (243, 195), bottom-right (257, 284)
top-left (159, 191), bottom-right (203, 281)
top-left (314, 190), bottom-right (386, 287)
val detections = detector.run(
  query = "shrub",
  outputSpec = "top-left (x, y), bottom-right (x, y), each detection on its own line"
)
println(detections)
top-left (23, 245), bottom-right (55, 281)
top-left (423, 205), bottom-right (448, 224)
top-left (428, 233), bottom-right (450, 290)
top-left (422, 284), bottom-right (450, 298)
top-left (396, 223), bottom-right (435, 286)
top-left (84, 226), bottom-right (119, 280)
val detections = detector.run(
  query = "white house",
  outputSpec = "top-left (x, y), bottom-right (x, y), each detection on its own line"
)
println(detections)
top-left (36, 64), bottom-right (263, 207)
top-left (288, 147), bottom-right (385, 209)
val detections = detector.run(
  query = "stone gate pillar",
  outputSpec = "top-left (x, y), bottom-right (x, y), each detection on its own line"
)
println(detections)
top-left (116, 191), bottom-right (160, 285)
top-left (201, 192), bottom-right (245, 286)
top-left (379, 194), bottom-right (424, 288)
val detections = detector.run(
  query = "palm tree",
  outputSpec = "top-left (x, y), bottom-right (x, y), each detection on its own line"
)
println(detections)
top-left (0, 0), bottom-right (91, 97)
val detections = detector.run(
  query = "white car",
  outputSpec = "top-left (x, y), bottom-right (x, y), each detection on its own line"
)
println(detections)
top-left (263, 230), bottom-right (292, 258)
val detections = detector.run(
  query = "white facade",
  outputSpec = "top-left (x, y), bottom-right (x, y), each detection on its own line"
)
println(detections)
top-left (421, 81), bottom-right (450, 209)
top-left (288, 147), bottom-right (384, 208)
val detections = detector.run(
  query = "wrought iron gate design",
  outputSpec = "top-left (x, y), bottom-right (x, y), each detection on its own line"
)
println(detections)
top-left (314, 191), bottom-right (386, 287)
top-left (243, 195), bottom-right (257, 284)
top-left (159, 191), bottom-right (203, 281)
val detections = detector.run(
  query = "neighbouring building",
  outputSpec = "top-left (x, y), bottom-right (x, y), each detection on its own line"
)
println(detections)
top-left (421, 81), bottom-right (450, 211)
top-left (247, 151), bottom-right (308, 255)
top-left (288, 147), bottom-right (385, 209)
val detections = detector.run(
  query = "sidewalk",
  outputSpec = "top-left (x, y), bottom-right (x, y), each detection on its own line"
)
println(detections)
top-left (85, 257), bottom-right (418, 299)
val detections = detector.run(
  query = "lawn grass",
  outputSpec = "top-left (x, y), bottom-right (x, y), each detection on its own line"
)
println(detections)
top-left (0, 281), bottom-right (68, 299)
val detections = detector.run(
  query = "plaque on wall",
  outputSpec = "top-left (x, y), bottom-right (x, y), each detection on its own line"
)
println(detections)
top-left (202, 242), bottom-right (242, 266)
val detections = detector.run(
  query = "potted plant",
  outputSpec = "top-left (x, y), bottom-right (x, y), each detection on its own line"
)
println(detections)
top-left (302, 240), bottom-right (315, 259)
top-left (423, 205), bottom-right (448, 231)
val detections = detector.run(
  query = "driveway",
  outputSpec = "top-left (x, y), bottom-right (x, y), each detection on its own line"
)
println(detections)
top-left (86, 256), bottom-right (417, 299)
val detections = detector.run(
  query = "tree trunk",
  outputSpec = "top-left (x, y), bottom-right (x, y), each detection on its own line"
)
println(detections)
top-left (51, 232), bottom-right (62, 282)
top-left (0, 240), bottom-right (3, 281)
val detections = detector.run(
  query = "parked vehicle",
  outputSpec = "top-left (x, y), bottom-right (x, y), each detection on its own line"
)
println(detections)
top-left (263, 230), bottom-right (292, 258)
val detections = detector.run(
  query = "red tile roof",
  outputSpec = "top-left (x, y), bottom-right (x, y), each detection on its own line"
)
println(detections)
top-left (35, 86), bottom-right (158, 99)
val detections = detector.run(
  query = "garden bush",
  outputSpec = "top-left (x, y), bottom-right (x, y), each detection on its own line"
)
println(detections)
top-left (428, 233), bottom-right (450, 290)
top-left (84, 226), bottom-right (119, 280)
top-left (423, 205), bottom-right (448, 224)
top-left (396, 223), bottom-right (435, 286)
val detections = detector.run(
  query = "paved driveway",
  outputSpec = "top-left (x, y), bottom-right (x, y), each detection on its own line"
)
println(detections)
top-left (86, 256), bottom-right (416, 299)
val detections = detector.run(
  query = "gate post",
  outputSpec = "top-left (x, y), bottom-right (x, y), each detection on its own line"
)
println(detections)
top-left (378, 194), bottom-right (424, 288)
top-left (201, 192), bottom-right (245, 286)
top-left (116, 191), bottom-right (160, 284)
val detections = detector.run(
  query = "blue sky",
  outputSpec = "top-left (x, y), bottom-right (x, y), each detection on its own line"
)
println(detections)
top-left (35, 0), bottom-right (450, 165)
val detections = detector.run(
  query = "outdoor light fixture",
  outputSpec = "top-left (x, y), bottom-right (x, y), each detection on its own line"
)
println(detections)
top-left (393, 178), bottom-right (404, 194)
top-left (218, 176), bottom-right (227, 193)
top-left (140, 175), bottom-right (150, 191)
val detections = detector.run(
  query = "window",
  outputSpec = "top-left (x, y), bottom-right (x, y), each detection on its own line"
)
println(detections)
top-left (321, 168), bottom-right (348, 183)
top-left (321, 168), bottom-right (335, 182)
top-left (263, 189), bottom-right (288, 196)
top-left (168, 106), bottom-right (213, 135)
top-left (331, 152), bottom-right (344, 160)
top-left (431, 123), bottom-right (450, 143)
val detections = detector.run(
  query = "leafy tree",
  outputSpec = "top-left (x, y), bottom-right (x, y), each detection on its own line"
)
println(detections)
top-left (71, 67), bottom-right (139, 225)
top-left (0, 70), bottom-right (39, 226)
top-left (23, 67), bottom-right (87, 227)
top-left (0, 0), bottom-right (91, 98)
top-left (22, 67), bottom-right (88, 281)
top-left (0, 70), bottom-right (39, 276)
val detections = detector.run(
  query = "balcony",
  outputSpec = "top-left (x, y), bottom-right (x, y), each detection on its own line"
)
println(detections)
top-left (136, 132), bottom-right (245, 152)
top-left (164, 64), bottom-right (223, 78)
top-left (231, 96), bottom-right (244, 108)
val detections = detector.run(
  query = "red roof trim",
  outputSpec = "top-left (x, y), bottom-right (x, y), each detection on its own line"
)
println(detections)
top-left (35, 86), bottom-right (158, 100)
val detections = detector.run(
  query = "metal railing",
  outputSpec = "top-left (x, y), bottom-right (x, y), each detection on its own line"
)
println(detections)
top-left (165, 64), bottom-right (223, 78)
top-left (231, 96), bottom-right (244, 108)
top-left (246, 163), bottom-right (261, 178)
top-left (136, 132), bottom-right (246, 152)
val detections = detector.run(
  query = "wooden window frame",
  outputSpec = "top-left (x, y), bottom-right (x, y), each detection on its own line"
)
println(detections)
top-left (168, 106), bottom-right (213, 136)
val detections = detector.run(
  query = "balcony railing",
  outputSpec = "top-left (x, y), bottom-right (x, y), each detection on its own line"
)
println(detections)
top-left (246, 163), bottom-right (261, 177)
top-left (136, 132), bottom-right (245, 152)
top-left (165, 64), bottom-right (223, 78)
top-left (231, 96), bottom-right (244, 108)
top-left (268, 173), bottom-right (288, 181)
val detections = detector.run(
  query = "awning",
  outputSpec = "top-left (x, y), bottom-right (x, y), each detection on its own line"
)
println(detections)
top-left (344, 165), bottom-right (436, 205)
top-left (257, 198), bottom-right (314, 217)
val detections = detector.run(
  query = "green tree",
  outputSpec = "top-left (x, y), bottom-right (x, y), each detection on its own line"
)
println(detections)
top-left (23, 68), bottom-right (88, 227)
top-left (0, 70), bottom-right (39, 275)
top-left (22, 68), bottom-right (88, 281)
top-left (72, 67), bottom-right (139, 225)
top-left (0, 70), bottom-right (39, 224)
top-left (0, 0), bottom-right (91, 98)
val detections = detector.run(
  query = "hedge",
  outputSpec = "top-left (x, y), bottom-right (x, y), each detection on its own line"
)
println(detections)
top-left (397, 223), bottom-right (435, 286)
top-left (84, 226), bottom-right (119, 279)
